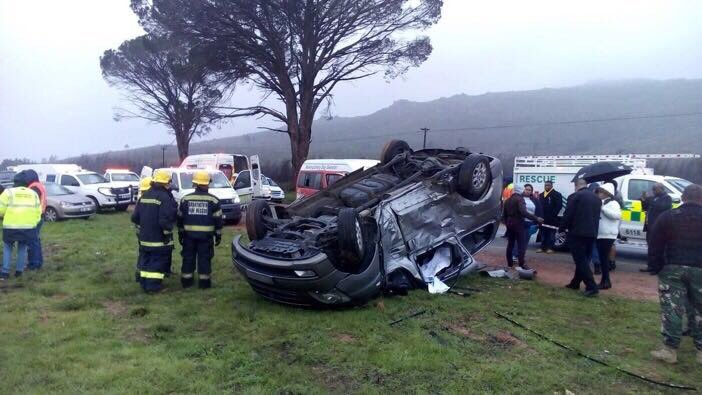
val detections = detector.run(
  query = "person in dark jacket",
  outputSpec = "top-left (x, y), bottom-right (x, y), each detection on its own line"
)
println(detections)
top-left (503, 185), bottom-right (543, 269)
top-left (131, 170), bottom-right (177, 293)
top-left (648, 184), bottom-right (702, 365)
top-left (561, 178), bottom-right (602, 297)
top-left (177, 171), bottom-right (223, 289)
top-left (641, 183), bottom-right (673, 272)
top-left (537, 180), bottom-right (563, 253)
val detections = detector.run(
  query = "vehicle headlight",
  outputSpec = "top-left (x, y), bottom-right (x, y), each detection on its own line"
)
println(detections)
top-left (294, 270), bottom-right (316, 278)
top-left (233, 195), bottom-right (240, 203)
top-left (98, 187), bottom-right (115, 196)
top-left (60, 201), bottom-right (72, 207)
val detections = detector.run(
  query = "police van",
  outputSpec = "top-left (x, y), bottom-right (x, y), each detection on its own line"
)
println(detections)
top-left (513, 154), bottom-right (698, 249)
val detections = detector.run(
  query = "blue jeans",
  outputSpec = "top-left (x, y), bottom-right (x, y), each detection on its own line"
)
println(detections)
top-left (28, 219), bottom-right (43, 269)
top-left (3, 241), bottom-right (28, 275)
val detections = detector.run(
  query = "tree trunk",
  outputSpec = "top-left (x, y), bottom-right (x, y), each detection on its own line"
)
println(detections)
top-left (289, 108), bottom-right (313, 182)
top-left (174, 128), bottom-right (190, 163)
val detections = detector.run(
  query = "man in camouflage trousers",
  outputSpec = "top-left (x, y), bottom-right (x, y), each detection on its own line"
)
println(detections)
top-left (648, 184), bottom-right (702, 364)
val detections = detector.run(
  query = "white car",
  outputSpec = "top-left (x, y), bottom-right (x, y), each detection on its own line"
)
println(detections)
top-left (15, 164), bottom-right (132, 211)
top-left (264, 176), bottom-right (285, 203)
top-left (104, 169), bottom-right (141, 202)
top-left (156, 168), bottom-right (243, 224)
top-left (232, 169), bottom-right (272, 203)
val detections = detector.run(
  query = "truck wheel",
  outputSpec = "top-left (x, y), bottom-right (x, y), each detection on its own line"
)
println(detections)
top-left (246, 199), bottom-right (271, 241)
top-left (457, 155), bottom-right (492, 201)
top-left (380, 140), bottom-right (411, 165)
top-left (44, 207), bottom-right (59, 222)
top-left (337, 208), bottom-right (365, 269)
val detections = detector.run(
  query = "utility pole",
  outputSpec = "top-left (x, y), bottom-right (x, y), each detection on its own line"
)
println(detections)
top-left (161, 146), bottom-right (167, 167)
top-left (420, 128), bottom-right (430, 149)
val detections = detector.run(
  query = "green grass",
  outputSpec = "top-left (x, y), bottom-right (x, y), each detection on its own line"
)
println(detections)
top-left (0, 213), bottom-right (700, 394)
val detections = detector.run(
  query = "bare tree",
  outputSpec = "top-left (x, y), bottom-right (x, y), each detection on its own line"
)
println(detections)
top-left (132, 0), bottom-right (443, 176)
top-left (101, 34), bottom-right (238, 160)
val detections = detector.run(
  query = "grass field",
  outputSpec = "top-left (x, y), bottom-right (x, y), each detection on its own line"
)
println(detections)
top-left (0, 213), bottom-right (699, 394)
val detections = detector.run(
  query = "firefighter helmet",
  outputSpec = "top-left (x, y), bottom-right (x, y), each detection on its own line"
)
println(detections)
top-left (192, 171), bottom-right (211, 186)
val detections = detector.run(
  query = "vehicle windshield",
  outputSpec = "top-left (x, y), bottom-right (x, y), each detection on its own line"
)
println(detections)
top-left (667, 178), bottom-right (692, 193)
top-left (262, 177), bottom-right (270, 186)
top-left (111, 173), bottom-right (139, 182)
top-left (77, 173), bottom-right (108, 185)
top-left (267, 177), bottom-right (279, 187)
top-left (180, 172), bottom-right (232, 189)
top-left (45, 183), bottom-right (73, 196)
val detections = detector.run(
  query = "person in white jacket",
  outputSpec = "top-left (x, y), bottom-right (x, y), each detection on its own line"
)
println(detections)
top-left (595, 183), bottom-right (621, 289)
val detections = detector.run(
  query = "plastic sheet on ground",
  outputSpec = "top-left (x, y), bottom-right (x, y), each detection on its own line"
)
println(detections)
top-left (420, 246), bottom-right (453, 294)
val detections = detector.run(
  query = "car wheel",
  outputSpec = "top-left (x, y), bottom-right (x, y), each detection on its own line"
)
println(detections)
top-left (246, 199), bottom-right (272, 241)
top-left (380, 140), bottom-right (411, 165)
top-left (337, 208), bottom-right (365, 268)
top-left (457, 155), bottom-right (492, 201)
top-left (553, 230), bottom-right (569, 251)
top-left (44, 207), bottom-right (59, 222)
top-left (88, 196), bottom-right (101, 212)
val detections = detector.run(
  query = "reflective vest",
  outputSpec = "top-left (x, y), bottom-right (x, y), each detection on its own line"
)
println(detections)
top-left (28, 181), bottom-right (47, 213)
top-left (0, 187), bottom-right (41, 229)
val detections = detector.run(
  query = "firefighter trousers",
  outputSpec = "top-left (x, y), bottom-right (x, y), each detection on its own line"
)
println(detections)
top-left (181, 237), bottom-right (214, 279)
top-left (139, 248), bottom-right (172, 293)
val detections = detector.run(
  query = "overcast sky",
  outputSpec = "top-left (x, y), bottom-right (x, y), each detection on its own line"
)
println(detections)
top-left (1, 0), bottom-right (701, 161)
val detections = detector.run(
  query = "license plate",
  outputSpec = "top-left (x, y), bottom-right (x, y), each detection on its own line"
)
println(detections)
top-left (119, 194), bottom-right (131, 199)
top-left (80, 207), bottom-right (92, 212)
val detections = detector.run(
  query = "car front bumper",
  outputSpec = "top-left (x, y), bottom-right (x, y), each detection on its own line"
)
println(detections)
top-left (59, 205), bottom-right (97, 218)
top-left (232, 235), bottom-right (382, 307)
top-left (222, 203), bottom-right (242, 221)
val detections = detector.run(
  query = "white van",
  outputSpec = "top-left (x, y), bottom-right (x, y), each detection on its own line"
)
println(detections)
top-left (150, 167), bottom-right (243, 224)
top-left (296, 159), bottom-right (380, 199)
top-left (15, 164), bottom-right (133, 211)
top-left (180, 153), bottom-right (267, 203)
top-left (104, 169), bottom-right (141, 202)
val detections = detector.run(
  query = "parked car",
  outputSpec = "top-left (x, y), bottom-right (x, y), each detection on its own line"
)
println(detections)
top-left (104, 169), bottom-right (141, 202)
top-left (43, 183), bottom-right (96, 222)
top-left (0, 170), bottom-right (16, 192)
top-left (232, 140), bottom-right (503, 307)
top-left (264, 176), bottom-right (285, 203)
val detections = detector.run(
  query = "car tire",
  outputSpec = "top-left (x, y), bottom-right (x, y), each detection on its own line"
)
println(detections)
top-left (380, 140), bottom-right (411, 165)
top-left (337, 208), bottom-right (365, 269)
top-left (457, 155), bottom-right (492, 201)
top-left (44, 207), bottom-right (59, 222)
top-left (88, 196), bottom-right (101, 213)
top-left (246, 199), bottom-right (271, 241)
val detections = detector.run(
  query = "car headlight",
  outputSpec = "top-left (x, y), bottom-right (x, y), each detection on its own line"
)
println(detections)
top-left (60, 201), bottom-right (71, 207)
top-left (98, 187), bottom-right (115, 196)
top-left (233, 195), bottom-right (240, 203)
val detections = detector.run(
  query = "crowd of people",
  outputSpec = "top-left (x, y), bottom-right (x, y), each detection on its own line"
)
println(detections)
top-left (503, 177), bottom-right (702, 365)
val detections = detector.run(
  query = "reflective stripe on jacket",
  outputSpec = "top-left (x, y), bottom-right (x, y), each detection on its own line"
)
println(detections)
top-left (177, 189), bottom-right (223, 240)
top-left (0, 187), bottom-right (41, 229)
top-left (131, 184), bottom-right (177, 251)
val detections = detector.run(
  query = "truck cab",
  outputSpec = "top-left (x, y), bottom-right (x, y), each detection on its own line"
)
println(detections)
top-left (104, 169), bottom-right (141, 202)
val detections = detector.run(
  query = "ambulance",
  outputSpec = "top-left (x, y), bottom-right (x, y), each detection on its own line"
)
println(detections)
top-left (513, 154), bottom-right (699, 249)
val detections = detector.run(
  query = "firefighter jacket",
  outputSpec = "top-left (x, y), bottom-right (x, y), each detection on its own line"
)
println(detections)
top-left (0, 187), bottom-right (41, 243)
top-left (177, 189), bottom-right (223, 241)
top-left (131, 184), bottom-right (177, 251)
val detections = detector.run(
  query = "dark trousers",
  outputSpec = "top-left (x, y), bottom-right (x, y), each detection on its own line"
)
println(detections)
top-left (181, 238), bottom-right (213, 277)
top-left (139, 249), bottom-right (172, 293)
top-left (506, 223), bottom-right (527, 267)
top-left (568, 235), bottom-right (597, 291)
top-left (28, 219), bottom-right (43, 269)
top-left (540, 227), bottom-right (556, 251)
top-left (596, 238), bottom-right (615, 283)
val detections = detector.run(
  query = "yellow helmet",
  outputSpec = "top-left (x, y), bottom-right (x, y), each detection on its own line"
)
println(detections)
top-left (139, 177), bottom-right (152, 192)
top-left (192, 170), bottom-right (211, 186)
top-left (153, 169), bottom-right (172, 184)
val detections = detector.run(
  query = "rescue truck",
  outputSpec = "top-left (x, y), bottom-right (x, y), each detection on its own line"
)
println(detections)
top-left (513, 154), bottom-right (699, 250)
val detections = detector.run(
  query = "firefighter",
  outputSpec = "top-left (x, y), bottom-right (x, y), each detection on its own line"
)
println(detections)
top-left (131, 170), bottom-right (177, 293)
top-left (133, 177), bottom-right (153, 283)
top-left (177, 170), bottom-right (223, 289)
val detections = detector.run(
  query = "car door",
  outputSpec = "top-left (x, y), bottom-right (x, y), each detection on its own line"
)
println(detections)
top-left (233, 170), bottom-right (253, 203)
top-left (620, 178), bottom-right (656, 240)
top-left (60, 174), bottom-right (81, 194)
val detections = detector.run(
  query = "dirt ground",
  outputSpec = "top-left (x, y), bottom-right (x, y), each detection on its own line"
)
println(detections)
top-left (475, 248), bottom-right (659, 302)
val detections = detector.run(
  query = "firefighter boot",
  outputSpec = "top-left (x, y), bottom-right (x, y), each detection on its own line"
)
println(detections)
top-left (651, 345), bottom-right (677, 364)
top-left (198, 274), bottom-right (211, 289)
top-left (181, 273), bottom-right (194, 289)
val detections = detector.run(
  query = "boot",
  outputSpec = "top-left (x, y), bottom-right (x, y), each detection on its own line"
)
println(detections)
top-left (598, 280), bottom-right (612, 290)
top-left (651, 345), bottom-right (677, 364)
top-left (697, 351), bottom-right (702, 365)
top-left (594, 265), bottom-right (602, 275)
top-left (198, 279), bottom-right (211, 289)
top-left (181, 276), bottom-right (194, 289)
top-left (15, 271), bottom-right (23, 278)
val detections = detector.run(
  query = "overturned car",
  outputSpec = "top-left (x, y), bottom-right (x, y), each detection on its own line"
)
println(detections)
top-left (232, 140), bottom-right (503, 307)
